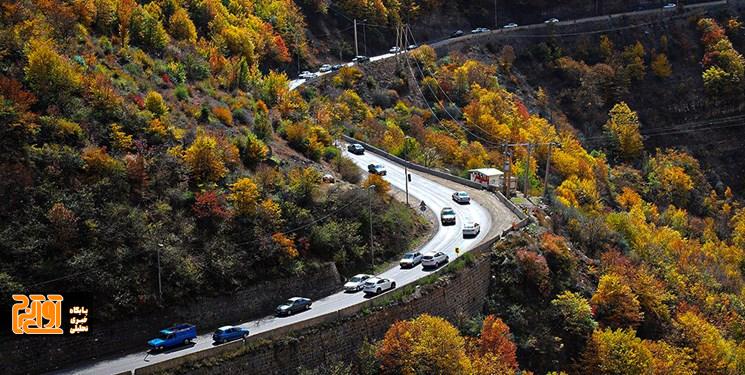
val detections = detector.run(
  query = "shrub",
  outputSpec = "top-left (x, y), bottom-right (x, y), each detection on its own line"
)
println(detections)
top-left (235, 130), bottom-right (268, 166)
top-left (212, 106), bottom-right (233, 125)
top-left (333, 155), bottom-right (361, 184)
top-left (323, 146), bottom-right (339, 161)
top-left (183, 130), bottom-right (228, 182)
top-left (24, 38), bottom-right (82, 107)
top-left (333, 66), bottom-right (363, 88)
top-left (174, 85), bottom-right (189, 100)
top-left (144, 90), bottom-right (168, 116)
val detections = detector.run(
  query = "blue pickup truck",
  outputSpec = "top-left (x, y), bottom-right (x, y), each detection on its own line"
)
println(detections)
top-left (147, 324), bottom-right (197, 351)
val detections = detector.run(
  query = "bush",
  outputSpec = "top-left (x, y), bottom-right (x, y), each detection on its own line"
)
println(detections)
top-left (333, 155), bottom-right (361, 184)
top-left (174, 85), bottom-right (189, 100)
top-left (323, 146), bottom-right (339, 161)
top-left (212, 106), bottom-right (233, 125)
top-left (144, 90), bottom-right (168, 116)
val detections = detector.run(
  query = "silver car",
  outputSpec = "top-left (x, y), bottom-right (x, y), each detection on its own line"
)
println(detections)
top-left (440, 207), bottom-right (456, 225)
top-left (463, 221), bottom-right (481, 238)
top-left (319, 64), bottom-right (332, 72)
top-left (344, 274), bottom-right (373, 292)
top-left (363, 277), bottom-right (396, 295)
top-left (503, 23), bottom-right (518, 29)
top-left (400, 251), bottom-right (423, 268)
top-left (422, 251), bottom-right (449, 269)
top-left (452, 191), bottom-right (471, 204)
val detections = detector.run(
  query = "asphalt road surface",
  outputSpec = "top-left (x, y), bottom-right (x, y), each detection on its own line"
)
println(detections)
top-left (52, 147), bottom-right (499, 375)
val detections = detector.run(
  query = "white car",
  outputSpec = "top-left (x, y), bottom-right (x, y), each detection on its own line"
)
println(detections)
top-left (407, 44), bottom-right (418, 50)
top-left (463, 221), bottom-right (481, 238)
top-left (363, 277), bottom-right (396, 295)
top-left (544, 18), bottom-right (559, 24)
top-left (663, 3), bottom-right (676, 9)
top-left (452, 191), bottom-right (471, 204)
top-left (503, 23), bottom-right (518, 29)
top-left (422, 251), bottom-right (449, 269)
top-left (471, 27), bottom-right (490, 34)
top-left (319, 64), bottom-right (332, 72)
top-left (298, 71), bottom-right (316, 79)
top-left (344, 274), bottom-right (373, 292)
top-left (389, 46), bottom-right (401, 53)
top-left (400, 251), bottom-right (423, 268)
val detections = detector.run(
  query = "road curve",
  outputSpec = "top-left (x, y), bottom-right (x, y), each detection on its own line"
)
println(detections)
top-left (51, 146), bottom-right (512, 375)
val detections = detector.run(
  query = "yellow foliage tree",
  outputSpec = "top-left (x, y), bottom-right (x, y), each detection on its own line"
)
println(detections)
top-left (168, 7), bottom-right (197, 42)
top-left (228, 177), bottom-right (259, 216)
top-left (183, 131), bottom-right (228, 182)
top-left (604, 102), bottom-right (643, 161)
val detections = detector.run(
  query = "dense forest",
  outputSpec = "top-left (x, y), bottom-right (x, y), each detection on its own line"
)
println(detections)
top-left (297, 10), bottom-right (745, 375)
top-left (0, 0), bottom-right (428, 321)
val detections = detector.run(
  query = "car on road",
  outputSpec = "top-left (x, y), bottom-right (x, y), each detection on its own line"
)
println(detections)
top-left (363, 277), bottom-right (396, 295)
top-left (450, 30), bottom-right (464, 38)
top-left (389, 46), bottom-right (401, 53)
top-left (452, 191), bottom-right (471, 204)
top-left (503, 23), bottom-right (518, 29)
top-left (471, 27), bottom-right (490, 34)
top-left (368, 163), bottom-right (387, 176)
top-left (407, 44), bottom-right (418, 50)
top-left (331, 64), bottom-right (343, 71)
top-left (440, 207), bottom-right (456, 225)
top-left (347, 143), bottom-right (365, 155)
top-left (319, 64), bottom-right (332, 72)
top-left (275, 297), bottom-right (312, 316)
top-left (544, 18), bottom-right (559, 24)
top-left (422, 251), bottom-right (449, 269)
top-left (212, 326), bottom-right (249, 344)
top-left (298, 71), bottom-right (316, 79)
top-left (344, 274), bottom-right (374, 292)
top-left (147, 324), bottom-right (197, 351)
top-left (352, 55), bottom-right (370, 63)
top-left (463, 221), bottom-right (481, 238)
top-left (663, 3), bottom-right (676, 9)
top-left (400, 251), bottom-right (423, 268)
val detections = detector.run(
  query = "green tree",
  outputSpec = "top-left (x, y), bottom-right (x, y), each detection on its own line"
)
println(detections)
top-left (552, 290), bottom-right (598, 337)
top-left (130, 5), bottom-right (170, 51)
top-left (168, 7), bottom-right (197, 42)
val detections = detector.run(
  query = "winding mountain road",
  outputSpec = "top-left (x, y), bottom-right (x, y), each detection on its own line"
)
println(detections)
top-left (47, 1), bottom-right (731, 373)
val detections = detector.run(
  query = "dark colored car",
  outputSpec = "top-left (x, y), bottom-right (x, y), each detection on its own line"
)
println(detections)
top-left (276, 297), bottom-right (312, 316)
top-left (213, 326), bottom-right (249, 344)
top-left (368, 163), bottom-right (387, 176)
top-left (347, 143), bottom-right (365, 155)
top-left (440, 207), bottom-right (456, 225)
top-left (352, 55), bottom-right (370, 63)
top-left (450, 30), bottom-right (464, 38)
top-left (331, 64), bottom-right (343, 71)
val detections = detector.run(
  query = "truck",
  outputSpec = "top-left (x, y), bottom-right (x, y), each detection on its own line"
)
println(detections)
top-left (147, 324), bottom-right (197, 351)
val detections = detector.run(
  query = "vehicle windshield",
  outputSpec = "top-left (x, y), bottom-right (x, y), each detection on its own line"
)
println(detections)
top-left (350, 276), bottom-right (363, 282)
top-left (284, 300), bottom-right (295, 305)
top-left (403, 253), bottom-right (415, 259)
top-left (442, 209), bottom-right (454, 214)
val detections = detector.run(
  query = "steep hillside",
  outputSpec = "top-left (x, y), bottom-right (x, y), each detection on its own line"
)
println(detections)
top-left (0, 0), bottom-right (428, 322)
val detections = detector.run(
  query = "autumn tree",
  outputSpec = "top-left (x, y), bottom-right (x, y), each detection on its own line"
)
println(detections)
top-left (622, 41), bottom-right (646, 81)
top-left (590, 273), bottom-right (643, 329)
top-left (363, 174), bottom-right (391, 201)
top-left (470, 315), bottom-right (518, 374)
top-left (145, 90), bottom-right (168, 116)
top-left (235, 130), bottom-right (268, 166)
top-left (651, 53), bottom-right (672, 78)
top-left (228, 177), bottom-right (260, 216)
top-left (604, 102), bottom-right (643, 162)
top-left (183, 131), bottom-right (228, 183)
top-left (376, 314), bottom-right (472, 374)
top-left (130, 5), bottom-right (170, 51)
top-left (333, 66), bottom-right (363, 88)
top-left (169, 7), bottom-right (197, 42)
top-left (24, 38), bottom-right (82, 107)
top-left (580, 328), bottom-right (653, 375)
top-left (552, 291), bottom-right (597, 337)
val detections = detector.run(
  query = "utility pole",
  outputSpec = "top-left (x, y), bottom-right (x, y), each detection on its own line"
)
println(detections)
top-left (354, 19), bottom-right (359, 57)
top-left (405, 165), bottom-right (410, 206)
top-left (363, 21), bottom-right (367, 56)
top-left (294, 32), bottom-right (300, 73)
top-left (494, 0), bottom-right (498, 28)
top-left (368, 184), bottom-right (376, 270)
top-left (502, 146), bottom-right (511, 197)
top-left (157, 243), bottom-right (164, 300)
top-left (524, 143), bottom-right (532, 200)
top-left (544, 142), bottom-right (554, 198)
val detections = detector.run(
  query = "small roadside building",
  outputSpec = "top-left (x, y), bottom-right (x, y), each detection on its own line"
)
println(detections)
top-left (468, 168), bottom-right (515, 190)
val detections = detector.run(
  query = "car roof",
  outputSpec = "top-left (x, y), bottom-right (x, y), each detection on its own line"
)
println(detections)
top-left (366, 277), bottom-right (381, 282)
top-left (288, 297), bottom-right (305, 301)
top-left (352, 273), bottom-right (371, 278)
top-left (218, 325), bottom-right (233, 330)
top-left (442, 207), bottom-right (454, 211)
